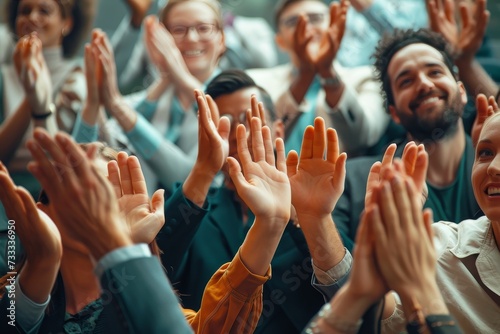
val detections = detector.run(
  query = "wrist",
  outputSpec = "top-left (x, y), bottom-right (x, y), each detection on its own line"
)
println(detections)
top-left (108, 97), bottom-right (137, 132)
top-left (32, 102), bottom-right (55, 119)
top-left (90, 233), bottom-right (133, 262)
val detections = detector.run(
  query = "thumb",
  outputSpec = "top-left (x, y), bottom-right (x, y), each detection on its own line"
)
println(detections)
top-left (227, 157), bottom-right (248, 192)
top-left (151, 189), bottom-right (165, 214)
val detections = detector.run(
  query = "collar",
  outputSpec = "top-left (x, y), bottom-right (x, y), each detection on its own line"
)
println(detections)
top-left (450, 216), bottom-right (492, 258)
top-left (450, 216), bottom-right (500, 296)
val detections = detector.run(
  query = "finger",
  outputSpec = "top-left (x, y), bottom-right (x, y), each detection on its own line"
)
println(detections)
top-left (286, 150), bottom-right (299, 178)
top-left (227, 156), bottom-right (248, 191)
top-left (262, 126), bottom-right (275, 166)
top-left (0, 173), bottom-right (25, 220)
top-left (354, 209), bottom-right (370, 255)
top-left (275, 138), bottom-right (287, 173)
top-left (476, 94), bottom-right (489, 120)
top-left (206, 94), bottom-right (220, 126)
top-left (422, 208), bottom-right (435, 241)
top-left (488, 95), bottom-right (499, 111)
top-left (16, 186), bottom-right (41, 233)
top-left (333, 152), bottom-right (347, 189)
top-left (258, 102), bottom-right (267, 127)
top-left (117, 151), bottom-right (133, 195)
top-left (405, 178), bottom-right (425, 233)
top-left (413, 145), bottom-right (429, 193)
top-left (54, 132), bottom-right (95, 179)
top-left (236, 124), bottom-right (253, 168)
top-left (326, 128), bottom-right (340, 164)
top-left (368, 204), bottom-right (387, 247)
top-left (151, 189), bottom-right (166, 222)
top-left (401, 142), bottom-right (418, 176)
top-left (250, 117), bottom-right (265, 162)
top-left (107, 160), bottom-right (122, 198)
top-left (329, 2), bottom-right (339, 27)
top-left (444, 0), bottom-right (455, 22)
top-left (366, 161), bottom-right (382, 192)
top-left (299, 126), bottom-right (314, 159)
top-left (381, 143), bottom-right (397, 167)
top-left (250, 95), bottom-right (260, 119)
top-left (31, 130), bottom-right (77, 182)
top-left (128, 155), bottom-right (148, 195)
top-left (218, 116), bottom-right (231, 142)
top-left (391, 175), bottom-right (415, 234)
top-left (196, 92), bottom-right (211, 132)
top-left (459, 2), bottom-right (470, 30)
top-left (377, 179), bottom-right (400, 238)
top-left (312, 117), bottom-right (326, 159)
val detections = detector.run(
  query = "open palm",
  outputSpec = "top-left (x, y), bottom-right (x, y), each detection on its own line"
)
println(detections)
top-left (227, 118), bottom-right (290, 223)
top-left (288, 117), bottom-right (346, 217)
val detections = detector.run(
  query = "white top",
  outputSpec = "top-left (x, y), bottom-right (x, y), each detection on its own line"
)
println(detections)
top-left (383, 216), bottom-right (500, 333)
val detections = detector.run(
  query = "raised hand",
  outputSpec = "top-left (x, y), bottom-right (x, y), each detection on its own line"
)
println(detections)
top-left (341, 210), bottom-right (389, 309)
top-left (92, 29), bottom-right (122, 111)
top-left (315, 0), bottom-right (349, 75)
top-left (13, 33), bottom-right (53, 116)
top-left (369, 164), bottom-right (442, 318)
top-left (0, 162), bottom-right (61, 303)
top-left (144, 15), bottom-right (201, 104)
top-left (365, 142), bottom-right (428, 209)
top-left (427, 0), bottom-right (489, 63)
top-left (287, 117), bottom-right (347, 219)
top-left (472, 93), bottom-right (499, 147)
top-left (26, 129), bottom-right (132, 261)
top-left (227, 116), bottom-right (290, 276)
top-left (194, 90), bottom-right (230, 177)
top-left (107, 152), bottom-right (165, 244)
top-left (227, 118), bottom-right (290, 223)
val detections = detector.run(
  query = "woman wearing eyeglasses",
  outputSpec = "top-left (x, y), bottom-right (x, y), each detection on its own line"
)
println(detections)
top-left (82, 0), bottom-right (227, 194)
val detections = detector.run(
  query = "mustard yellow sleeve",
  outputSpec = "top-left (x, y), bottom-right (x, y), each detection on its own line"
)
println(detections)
top-left (182, 250), bottom-right (271, 334)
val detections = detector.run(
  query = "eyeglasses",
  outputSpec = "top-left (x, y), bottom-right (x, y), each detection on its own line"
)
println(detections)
top-left (280, 12), bottom-right (327, 29)
top-left (221, 112), bottom-right (247, 126)
top-left (168, 23), bottom-right (219, 41)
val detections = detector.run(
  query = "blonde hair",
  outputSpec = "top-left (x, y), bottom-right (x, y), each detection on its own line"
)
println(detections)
top-left (160, 0), bottom-right (223, 29)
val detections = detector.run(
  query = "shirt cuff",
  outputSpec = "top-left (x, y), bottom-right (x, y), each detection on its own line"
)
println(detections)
top-left (13, 274), bottom-right (50, 333)
top-left (312, 248), bottom-right (352, 285)
top-left (94, 243), bottom-right (152, 279)
top-left (125, 114), bottom-right (163, 159)
top-left (72, 113), bottom-right (99, 143)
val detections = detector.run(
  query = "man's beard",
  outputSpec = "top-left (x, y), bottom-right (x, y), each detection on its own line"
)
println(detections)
top-left (397, 88), bottom-right (464, 143)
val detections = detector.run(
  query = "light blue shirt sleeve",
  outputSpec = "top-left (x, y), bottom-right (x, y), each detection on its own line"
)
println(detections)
top-left (135, 99), bottom-right (159, 121)
top-left (12, 274), bottom-right (50, 334)
top-left (71, 112), bottom-right (99, 143)
top-left (94, 243), bottom-right (151, 280)
top-left (362, 0), bottom-right (428, 33)
top-left (125, 114), bottom-right (163, 160)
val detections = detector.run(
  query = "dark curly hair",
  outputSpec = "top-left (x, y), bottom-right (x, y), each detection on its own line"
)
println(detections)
top-left (373, 28), bottom-right (457, 110)
top-left (5, 0), bottom-right (96, 58)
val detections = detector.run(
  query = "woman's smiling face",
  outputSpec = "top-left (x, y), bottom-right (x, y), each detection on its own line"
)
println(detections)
top-left (163, 1), bottom-right (225, 82)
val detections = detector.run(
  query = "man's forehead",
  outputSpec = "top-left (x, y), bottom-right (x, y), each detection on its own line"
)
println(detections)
top-left (215, 87), bottom-right (260, 115)
top-left (388, 43), bottom-right (447, 78)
